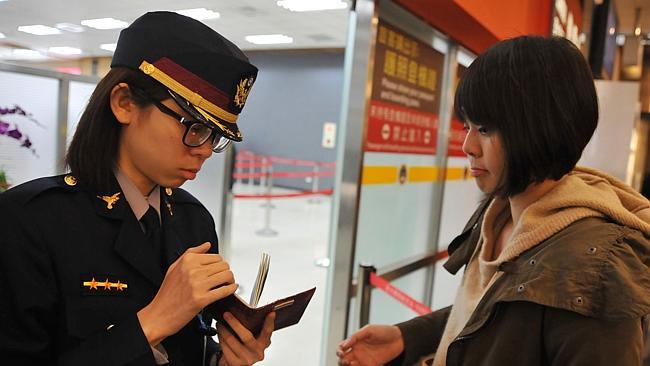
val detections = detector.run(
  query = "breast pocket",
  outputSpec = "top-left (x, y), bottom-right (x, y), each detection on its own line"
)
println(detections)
top-left (64, 296), bottom-right (133, 339)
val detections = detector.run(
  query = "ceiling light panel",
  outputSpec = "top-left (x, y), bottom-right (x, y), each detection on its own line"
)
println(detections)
top-left (175, 8), bottom-right (220, 21)
top-left (80, 18), bottom-right (128, 30)
top-left (56, 23), bottom-right (84, 33)
top-left (100, 43), bottom-right (117, 52)
top-left (18, 24), bottom-right (61, 35)
top-left (245, 34), bottom-right (294, 45)
top-left (49, 46), bottom-right (82, 55)
top-left (0, 33), bottom-right (5, 39)
top-left (277, 0), bottom-right (348, 12)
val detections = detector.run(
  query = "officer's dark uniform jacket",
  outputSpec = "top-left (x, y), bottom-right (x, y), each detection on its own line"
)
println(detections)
top-left (0, 174), bottom-right (220, 365)
top-left (390, 198), bottom-right (650, 366)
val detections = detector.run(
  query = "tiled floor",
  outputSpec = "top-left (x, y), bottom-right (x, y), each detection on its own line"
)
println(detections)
top-left (220, 182), bottom-right (332, 365)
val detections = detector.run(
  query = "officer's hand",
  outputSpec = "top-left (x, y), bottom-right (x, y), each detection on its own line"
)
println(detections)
top-left (217, 311), bottom-right (275, 366)
top-left (137, 242), bottom-right (237, 346)
top-left (336, 324), bottom-right (404, 366)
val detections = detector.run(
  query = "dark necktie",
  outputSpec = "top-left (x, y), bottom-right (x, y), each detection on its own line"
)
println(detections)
top-left (140, 205), bottom-right (164, 271)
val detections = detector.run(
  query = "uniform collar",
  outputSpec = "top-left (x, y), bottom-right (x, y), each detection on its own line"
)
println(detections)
top-left (114, 168), bottom-right (161, 222)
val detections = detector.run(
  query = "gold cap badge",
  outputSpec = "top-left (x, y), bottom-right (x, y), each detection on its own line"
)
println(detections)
top-left (234, 77), bottom-right (254, 108)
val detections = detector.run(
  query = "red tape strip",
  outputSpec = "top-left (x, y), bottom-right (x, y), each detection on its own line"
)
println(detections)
top-left (234, 189), bottom-right (333, 199)
top-left (368, 250), bottom-right (449, 315)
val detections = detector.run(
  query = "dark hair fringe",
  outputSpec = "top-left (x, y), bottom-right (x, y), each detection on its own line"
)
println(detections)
top-left (65, 67), bottom-right (168, 192)
top-left (454, 36), bottom-right (598, 197)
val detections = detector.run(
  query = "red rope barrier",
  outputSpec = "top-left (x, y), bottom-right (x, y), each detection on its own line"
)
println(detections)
top-left (368, 250), bottom-right (449, 315)
top-left (234, 161), bottom-right (272, 169)
top-left (233, 170), bottom-right (335, 180)
top-left (234, 189), bottom-right (333, 199)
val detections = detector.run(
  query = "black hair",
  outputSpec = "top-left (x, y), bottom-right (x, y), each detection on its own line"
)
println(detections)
top-left (454, 36), bottom-right (598, 197)
top-left (65, 67), bottom-right (168, 192)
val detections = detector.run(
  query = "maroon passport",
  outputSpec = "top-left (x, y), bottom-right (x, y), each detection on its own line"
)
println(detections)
top-left (205, 287), bottom-right (316, 337)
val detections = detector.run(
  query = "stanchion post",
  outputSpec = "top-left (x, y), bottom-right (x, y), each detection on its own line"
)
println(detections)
top-left (255, 168), bottom-right (278, 236)
top-left (260, 162), bottom-right (275, 209)
top-left (356, 263), bottom-right (375, 329)
top-left (260, 157), bottom-right (268, 190)
top-left (308, 165), bottom-right (321, 204)
top-left (248, 153), bottom-right (255, 187)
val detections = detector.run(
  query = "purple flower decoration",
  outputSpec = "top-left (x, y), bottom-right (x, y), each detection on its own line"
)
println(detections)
top-left (1, 105), bottom-right (41, 156)
top-left (21, 137), bottom-right (32, 149)
top-left (7, 128), bottom-right (22, 140)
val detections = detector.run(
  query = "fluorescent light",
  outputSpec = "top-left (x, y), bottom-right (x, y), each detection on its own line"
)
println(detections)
top-left (277, 0), bottom-right (348, 12)
top-left (0, 33), bottom-right (5, 39)
top-left (616, 34), bottom-right (626, 46)
top-left (13, 49), bottom-right (43, 58)
top-left (245, 34), bottom-right (294, 45)
top-left (100, 43), bottom-right (117, 52)
top-left (81, 18), bottom-right (128, 30)
top-left (56, 23), bottom-right (84, 33)
top-left (176, 8), bottom-right (220, 20)
top-left (18, 24), bottom-right (61, 35)
top-left (49, 46), bottom-right (82, 55)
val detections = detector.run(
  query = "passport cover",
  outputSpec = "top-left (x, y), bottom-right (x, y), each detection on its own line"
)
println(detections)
top-left (204, 287), bottom-right (316, 337)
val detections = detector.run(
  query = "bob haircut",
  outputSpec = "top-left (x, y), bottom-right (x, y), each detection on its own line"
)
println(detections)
top-left (65, 67), bottom-right (168, 192)
top-left (454, 36), bottom-right (598, 197)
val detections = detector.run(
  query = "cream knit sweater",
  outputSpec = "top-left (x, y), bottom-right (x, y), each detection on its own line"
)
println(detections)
top-left (432, 166), bottom-right (650, 366)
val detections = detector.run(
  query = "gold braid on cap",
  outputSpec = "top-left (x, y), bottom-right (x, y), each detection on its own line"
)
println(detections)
top-left (139, 61), bottom-right (238, 124)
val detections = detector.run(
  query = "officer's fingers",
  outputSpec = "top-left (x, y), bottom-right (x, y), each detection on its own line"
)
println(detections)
top-left (218, 322), bottom-right (258, 364)
top-left (223, 312), bottom-right (257, 346)
top-left (217, 327), bottom-right (240, 366)
top-left (184, 242), bottom-right (211, 254)
top-left (194, 260), bottom-right (230, 278)
top-left (205, 267), bottom-right (235, 288)
top-left (258, 312), bottom-right (275, 345)
top-left (207, 283), bottom-right (237, 302)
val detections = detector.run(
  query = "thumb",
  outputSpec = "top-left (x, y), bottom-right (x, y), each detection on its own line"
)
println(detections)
top-left (185, 242), bottom-right (211, 254)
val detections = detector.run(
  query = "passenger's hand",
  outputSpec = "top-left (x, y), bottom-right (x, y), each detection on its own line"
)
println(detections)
top-left (137, 242), bottom-right (237, 346)
top-left (337, 325), bottom-right (404, 366)
top-left (217, 311), bottom-right (275, 366)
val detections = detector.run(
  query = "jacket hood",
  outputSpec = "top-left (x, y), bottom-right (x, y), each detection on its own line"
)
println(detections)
top-left (568, 166), bottom-right (650, 235)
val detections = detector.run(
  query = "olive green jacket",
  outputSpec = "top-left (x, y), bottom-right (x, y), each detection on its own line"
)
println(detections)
top-left (393, 199), bottom-right (650, 366)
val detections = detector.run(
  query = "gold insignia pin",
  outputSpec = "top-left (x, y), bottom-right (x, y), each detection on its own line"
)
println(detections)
top-left (166, 201), bottom-right (174, 216)
top-left (97, 192), bottom-right (121, 210)
top-left (64, 175), bottom-right (77, 186)
top-left (234, 77), bottom-right (254, 108)
top-left (165, 187), bottom-right (173, 196)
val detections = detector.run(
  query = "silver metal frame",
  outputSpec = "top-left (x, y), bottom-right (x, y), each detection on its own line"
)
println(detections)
top-left (0, 62), bottom-right (99, 174)
top-left (321, 0), bottom-right (461, 364)
top-left (376, 0), bottom-right (454, 308)
top-left (320, 0), bottom-right (378, 364)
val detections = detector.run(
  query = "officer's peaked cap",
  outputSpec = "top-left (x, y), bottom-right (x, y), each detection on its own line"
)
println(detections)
top-left (111, 11), bottom-right (257, 141)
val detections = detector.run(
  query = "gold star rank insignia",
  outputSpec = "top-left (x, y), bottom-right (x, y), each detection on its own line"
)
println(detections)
top-left (83, 277), bottom-right (99, 290)
top-left (97, 192), bottom-right (121, 210)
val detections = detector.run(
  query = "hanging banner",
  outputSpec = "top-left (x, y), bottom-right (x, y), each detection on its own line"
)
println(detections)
top-left (365, 20), bottom-right (444, 155)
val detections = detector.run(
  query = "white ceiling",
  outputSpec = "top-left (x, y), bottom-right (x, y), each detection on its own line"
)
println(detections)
top-left (0, 0), bottom-right (351, 61)
top-left (0, 0), bottom-right (647, 63)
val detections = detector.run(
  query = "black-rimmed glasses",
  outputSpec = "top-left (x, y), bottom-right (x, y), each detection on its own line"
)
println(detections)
top-left (132, 88), bottom-right (231, 153)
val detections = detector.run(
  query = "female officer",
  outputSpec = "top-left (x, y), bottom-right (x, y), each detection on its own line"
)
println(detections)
top-left (337, 36), bottom-right (650, 365)
top-left (0, 12), bottom-right (274, 365)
